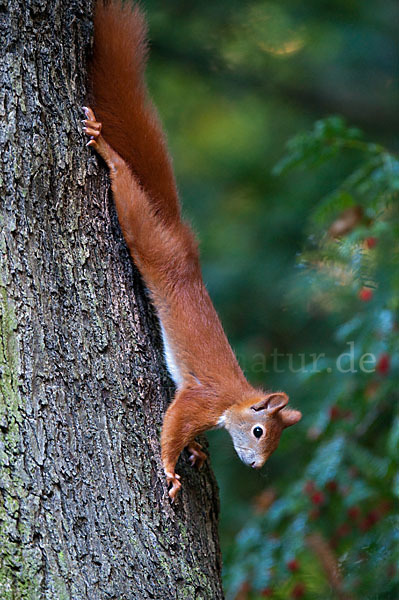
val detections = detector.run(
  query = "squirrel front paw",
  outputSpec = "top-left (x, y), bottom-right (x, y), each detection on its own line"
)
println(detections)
top-left (165, 470), bottom-right (181, 502)
top-left (187, 441), bottom-right (207, 470)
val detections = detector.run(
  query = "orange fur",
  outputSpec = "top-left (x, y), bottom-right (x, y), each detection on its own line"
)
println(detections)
top-left (91, 0), bottom-right (179, 224)
top-left (87, 1), bottom-right (302, 501)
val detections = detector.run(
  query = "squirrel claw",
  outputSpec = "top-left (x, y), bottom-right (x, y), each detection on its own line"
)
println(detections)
top-left (83, 126), bottom-right (101, 139)
top-left (187, 442), bottom-right (207, 470)
top-left (83, 119), bottom-right (102, 133)
top-left (82, 106), bottom-right (94, 120)
top-left (165, 471), bottom-right (181, 502)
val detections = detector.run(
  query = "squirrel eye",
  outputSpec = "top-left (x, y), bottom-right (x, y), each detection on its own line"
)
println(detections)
top-left (253, 426), bottom-right (263, 439)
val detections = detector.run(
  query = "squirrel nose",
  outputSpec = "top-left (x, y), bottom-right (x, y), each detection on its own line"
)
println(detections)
top-left (251, 461), bottom-right (261, 469)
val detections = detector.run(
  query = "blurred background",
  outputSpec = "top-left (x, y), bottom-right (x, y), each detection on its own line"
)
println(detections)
top-left (144, 1), bottom-right (398, 598)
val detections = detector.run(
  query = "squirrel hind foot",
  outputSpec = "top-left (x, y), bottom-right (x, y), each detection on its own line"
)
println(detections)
top-left (82, 107), bottom-right (119, 170)
top-left (82, 107), bottom-right (102, 140)
top-left (165, 471), bottom-right (181, 502)
top-left (187, 441), bottom-right (207, 470)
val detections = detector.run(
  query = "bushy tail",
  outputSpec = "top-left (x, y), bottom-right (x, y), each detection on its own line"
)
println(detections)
top-left (90, 1), bottom-right (180, 223)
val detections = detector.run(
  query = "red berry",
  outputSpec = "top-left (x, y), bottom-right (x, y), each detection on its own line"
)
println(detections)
top-left (287, 559), bottom-right (300, 572)
top-left (304, 480), bottom-right (315, 495)
top-left (365, 381), bottom-right (380, 398)
top-left (261, 588), bottom-right (273, 597)
top-left (326, 480), bottom-right (338, 493)
top-left (309, 508), bottom-right (320, 520)
top-left (376, 353), bottom-right (390, 376)
top-left (329, 405), bottom-right (341, 420)
top-left (347, 506), bottom-right (361, 520)
top-left (359, 287), bottom-right (373, 301)
top-left (360, 517), bottom-right (372, 531)
top-left (377, 499), bottom-right (392, 515)
top-left (311, 491), bottom-right (325, 505)
top-left (336, 523), bottom-right (351, 537)
top-left (291, 583), bottom-right (306, 599)
top-left (366, 237), bottom-right (377, 249)
top-left (365, 509), bottom-right (380, 526)
top-left (387, 564), bottom-right (397, 578)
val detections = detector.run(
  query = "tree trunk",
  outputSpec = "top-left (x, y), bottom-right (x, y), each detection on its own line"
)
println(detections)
top-left (0, 1), bottom-right (223, 598)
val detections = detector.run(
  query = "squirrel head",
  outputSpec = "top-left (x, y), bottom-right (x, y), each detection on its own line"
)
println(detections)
top-left (221, 392), bottom-right (301, 469)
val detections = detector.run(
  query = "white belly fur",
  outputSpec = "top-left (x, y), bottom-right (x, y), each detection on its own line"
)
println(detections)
top-left (160, 323), bottom-right (183, 388)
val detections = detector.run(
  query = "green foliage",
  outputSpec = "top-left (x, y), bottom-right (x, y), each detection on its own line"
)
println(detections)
top-left (273, 117), bottom-right (365, 175)
top-left (144, 3), bottom-right (397, 598)
top-left (223, 120), bottom-right (399, 600)
top-left (274, 116), bottom-right (398, 234)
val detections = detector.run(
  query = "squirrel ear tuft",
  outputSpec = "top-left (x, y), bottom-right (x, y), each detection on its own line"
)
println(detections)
top-left (251, 392), bottom-right (289, 413)
top-left (281, 409), bottom-right (302, 427)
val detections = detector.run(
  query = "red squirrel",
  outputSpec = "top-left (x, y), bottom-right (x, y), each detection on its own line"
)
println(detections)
top-left (83, 0), bottom-right (302, 500)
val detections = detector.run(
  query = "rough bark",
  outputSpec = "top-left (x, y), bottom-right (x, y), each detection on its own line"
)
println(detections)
top-left (0, 1), bottom-right (223, 598)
